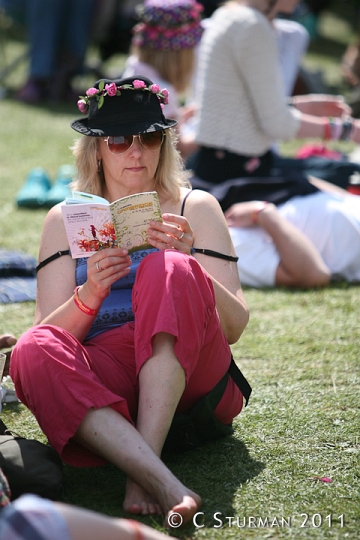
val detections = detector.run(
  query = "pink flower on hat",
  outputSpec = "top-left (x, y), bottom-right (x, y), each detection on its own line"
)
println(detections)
top-left (86, 87), bottom-right (98, 96)
top-left (105, 82), bottom-right (117, 96)
top-left (150, 84), bottom-right (161, 93)
top-left (77, 99), bottom-right (87, 114)
top-left (133, 79), bottom-right (147, 89)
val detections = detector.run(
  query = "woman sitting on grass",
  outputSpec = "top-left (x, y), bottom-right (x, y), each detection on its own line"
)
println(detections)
top-left (10, 76), bottom-right (250, 527)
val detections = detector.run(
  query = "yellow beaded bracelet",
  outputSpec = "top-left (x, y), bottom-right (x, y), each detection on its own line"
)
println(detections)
top-left (73, 286), bottom-right (98, 316)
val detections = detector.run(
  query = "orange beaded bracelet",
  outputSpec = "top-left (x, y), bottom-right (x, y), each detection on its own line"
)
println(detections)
top-left (251, 202), bottom-right (268, 225)
top-left (73, 286), bottom-right (98, 316)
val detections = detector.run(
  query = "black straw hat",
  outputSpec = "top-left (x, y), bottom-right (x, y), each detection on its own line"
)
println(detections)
top-left (71, 76), bottom-right (177, 137)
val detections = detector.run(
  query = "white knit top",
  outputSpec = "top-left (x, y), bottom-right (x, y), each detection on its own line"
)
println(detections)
top-left (194, 4), bottom-right (301, 156)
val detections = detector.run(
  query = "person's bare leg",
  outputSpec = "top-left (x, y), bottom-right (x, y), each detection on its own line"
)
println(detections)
top-left (75, 403), bottom-right (200, 525)
top-left (124, 332), bottom-right (200, 524)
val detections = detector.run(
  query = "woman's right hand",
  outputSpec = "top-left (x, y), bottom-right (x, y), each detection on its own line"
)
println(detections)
top-left (84, 247), bottom-right (132, 302)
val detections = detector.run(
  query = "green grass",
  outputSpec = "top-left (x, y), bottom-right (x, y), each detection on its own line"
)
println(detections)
top-left (1, 5), bottom-right (360, 540)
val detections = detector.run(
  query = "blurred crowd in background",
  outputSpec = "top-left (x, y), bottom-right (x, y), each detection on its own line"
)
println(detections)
top-left (0, 0), bottom-right (349, 106)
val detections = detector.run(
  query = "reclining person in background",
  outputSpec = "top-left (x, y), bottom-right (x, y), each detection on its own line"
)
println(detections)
top-left (225, 189), bottom-right (360, 288)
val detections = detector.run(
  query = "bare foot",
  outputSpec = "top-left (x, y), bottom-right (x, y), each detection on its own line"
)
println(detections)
top-left (123, 477), bottom-right (162, 515)
top-left (165, 493), bottom-right (201, 529)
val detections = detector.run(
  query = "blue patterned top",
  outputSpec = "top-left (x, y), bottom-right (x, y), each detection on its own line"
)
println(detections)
top-left (76, 248), bottom-right (157, 340)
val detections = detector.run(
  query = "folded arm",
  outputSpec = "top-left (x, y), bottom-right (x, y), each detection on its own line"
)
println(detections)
top-left (225, 202), bottom-right (330, 288)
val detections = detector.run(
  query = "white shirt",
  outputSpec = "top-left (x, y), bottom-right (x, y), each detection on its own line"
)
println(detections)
top-left (230, 192), bottom-right (360, 287)
top-left (194, 5), bottom-right (301, 155)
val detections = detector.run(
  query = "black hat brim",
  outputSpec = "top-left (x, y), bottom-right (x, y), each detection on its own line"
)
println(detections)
top-left (71, 116), bottom-right (177, 137)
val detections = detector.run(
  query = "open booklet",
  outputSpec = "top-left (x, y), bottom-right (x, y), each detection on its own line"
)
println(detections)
top-left (61, 191), bottom-right (162, 258)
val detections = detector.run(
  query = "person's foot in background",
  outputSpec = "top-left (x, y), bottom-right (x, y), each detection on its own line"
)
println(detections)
top-left (15, 77), bottom-right (49, 104)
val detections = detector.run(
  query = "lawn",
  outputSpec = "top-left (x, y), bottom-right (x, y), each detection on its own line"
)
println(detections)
top-left (0, 3), bottom-right (359, 539)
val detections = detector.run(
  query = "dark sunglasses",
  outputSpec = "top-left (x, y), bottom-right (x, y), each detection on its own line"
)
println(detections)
top-left (102, 131), bottom-right (165, 154)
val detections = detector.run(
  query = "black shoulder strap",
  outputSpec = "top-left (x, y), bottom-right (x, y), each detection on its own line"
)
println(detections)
top-left (228, 356), bottom-right (252, 406)
top-left (181, 191), bottom-right (239, 263)
top-left (36, 250), bottom-right (71, 273)
top-left (180, 190), bottom-right (192, 216)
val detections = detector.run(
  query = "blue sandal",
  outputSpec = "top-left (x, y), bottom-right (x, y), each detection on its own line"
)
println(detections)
top-left (45, 164), bottom-right (76, 208)
top-left (15, 167), bottom-right (51, 208)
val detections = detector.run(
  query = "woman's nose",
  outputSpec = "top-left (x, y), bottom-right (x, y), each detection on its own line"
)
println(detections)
top-left (129, 135), bottom-right (142, 154)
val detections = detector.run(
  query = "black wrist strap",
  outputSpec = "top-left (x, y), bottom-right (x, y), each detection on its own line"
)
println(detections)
top-left (191, 248), bottom-right (238, 262)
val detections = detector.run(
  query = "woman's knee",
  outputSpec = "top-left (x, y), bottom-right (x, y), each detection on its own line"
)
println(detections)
top-left (136, 250), bottom-right (214, 297)
top-left (10, 324), bottom-right (79, 382)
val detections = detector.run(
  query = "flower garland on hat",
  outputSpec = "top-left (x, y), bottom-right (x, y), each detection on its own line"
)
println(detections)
top-left (77, 79), bottom-right (169, 114)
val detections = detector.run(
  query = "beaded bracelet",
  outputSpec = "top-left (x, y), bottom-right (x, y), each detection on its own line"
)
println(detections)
top-left (73, 286), bottom-right (98, 316)
top-left (251, 202), bottom-right (268, 225)
top-left (328, 117), bottom-right (342, 140)
top-left (340, 117), bottom-right (353, 141)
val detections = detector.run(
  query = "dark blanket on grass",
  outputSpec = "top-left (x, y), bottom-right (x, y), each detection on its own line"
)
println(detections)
top-left (0, 250), bottom-right (37, 303)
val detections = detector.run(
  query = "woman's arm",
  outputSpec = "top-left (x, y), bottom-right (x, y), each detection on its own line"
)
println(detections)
top-left (35, 205), bottom-right (132, 342)
top-left (235, 14), bottom-right (357, 143)
top-left (148, 190), bottom-right (249, 343)
top-left (225, 202), bottom-right (331, 288)
top-left (187, 192), bottom-right (249, 343)
top-left (56, 503), bottom-right (176, 540)
top-left (290, 94), bottom-right (352, 117)
top-left (308, 176), bottom-right (351, 194)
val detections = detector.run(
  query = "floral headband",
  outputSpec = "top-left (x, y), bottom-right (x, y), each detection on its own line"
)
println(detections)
top-left (77, 79), bottom-right (169, 115)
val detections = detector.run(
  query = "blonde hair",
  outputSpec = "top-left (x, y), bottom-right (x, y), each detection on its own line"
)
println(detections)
top-left (133, 46), bottom-right (195, 93)
top-left (70, 129), bottom-right (190, 202)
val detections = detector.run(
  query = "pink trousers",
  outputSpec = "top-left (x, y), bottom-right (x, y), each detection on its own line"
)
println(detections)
top-left (11, 251), bottom-right (243, 466)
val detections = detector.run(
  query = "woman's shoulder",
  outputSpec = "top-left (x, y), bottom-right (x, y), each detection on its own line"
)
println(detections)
top-left (214, 3), bottom-right (269, 26)
top-left (43, 202), bottom-right (65, 226)
top-left (41, 203), bottom-right (68, 243)
top-left (208, 4), bottom-right (272, 48)
top-left (181, 188), bottom-right (223, 213)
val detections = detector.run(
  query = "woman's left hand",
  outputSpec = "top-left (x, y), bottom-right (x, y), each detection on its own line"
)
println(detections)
top-left (147, 213), bottom-right (193, 255)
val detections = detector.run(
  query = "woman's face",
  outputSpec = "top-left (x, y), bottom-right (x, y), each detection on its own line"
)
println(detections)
top-left (97, 135), bottom-right (161, 197)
